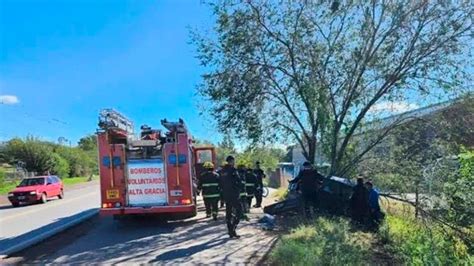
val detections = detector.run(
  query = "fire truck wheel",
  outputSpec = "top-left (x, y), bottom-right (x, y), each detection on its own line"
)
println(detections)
top-left (40, 193), bottom-right (48, 204)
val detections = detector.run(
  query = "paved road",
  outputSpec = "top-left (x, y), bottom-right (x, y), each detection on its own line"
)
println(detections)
top-left (0, 181), bottom-right (100, 256)
top-left (4, 189), bottom-right (278, 265)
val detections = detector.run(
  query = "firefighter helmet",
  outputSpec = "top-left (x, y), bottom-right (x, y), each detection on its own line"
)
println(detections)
top-left (203, 161), bottom-right (214, 169)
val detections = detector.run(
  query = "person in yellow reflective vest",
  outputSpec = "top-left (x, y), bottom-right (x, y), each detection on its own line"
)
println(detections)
top-left (198, 162), bottom-right (220, 220)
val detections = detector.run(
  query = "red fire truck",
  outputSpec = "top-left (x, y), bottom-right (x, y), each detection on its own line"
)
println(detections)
top-left (97, 109), bottom-right (216, 219)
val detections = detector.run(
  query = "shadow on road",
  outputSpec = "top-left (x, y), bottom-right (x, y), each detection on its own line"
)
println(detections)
top-left (149, 233), bottom-right (230, 263)
top-left (7, 204), bottom-right (278, 264)
top-left (10, 213), bottom-right (209, 263)
top-left (0, 205), bottom-right (14, 210)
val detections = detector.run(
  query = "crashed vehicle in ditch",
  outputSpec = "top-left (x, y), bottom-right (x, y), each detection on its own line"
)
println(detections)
top-left (263, 176), bottom-right (356, 216)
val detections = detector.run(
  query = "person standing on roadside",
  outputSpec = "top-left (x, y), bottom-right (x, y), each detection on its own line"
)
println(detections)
top-left (219, 156), bottom-right (243, 238)
top-left (253, 161), bottom-right (266, 208)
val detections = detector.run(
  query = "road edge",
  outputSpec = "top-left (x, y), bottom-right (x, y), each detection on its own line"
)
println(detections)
top-left (0, 208), bottom-right (98, 259)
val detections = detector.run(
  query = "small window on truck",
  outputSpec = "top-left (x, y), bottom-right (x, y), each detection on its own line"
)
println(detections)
top-left (197, 150), bottom-right (212, 163)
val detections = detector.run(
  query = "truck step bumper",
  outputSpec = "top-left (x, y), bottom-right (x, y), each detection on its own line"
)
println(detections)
top-left (100, 205), bottom-right (196, 215)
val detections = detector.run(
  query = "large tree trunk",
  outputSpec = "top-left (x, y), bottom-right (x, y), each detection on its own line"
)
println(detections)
top-left (305, 136), bottom-right (317, 165)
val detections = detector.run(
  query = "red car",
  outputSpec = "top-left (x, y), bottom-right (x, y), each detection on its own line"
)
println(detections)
top-left (7, 176), bottom-right (64, 207)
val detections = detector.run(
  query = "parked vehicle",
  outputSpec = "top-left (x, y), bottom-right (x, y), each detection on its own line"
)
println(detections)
top-left (97, 109), bottom-right (216, 220)
top-left (7, 176), bottom-right (64, 207)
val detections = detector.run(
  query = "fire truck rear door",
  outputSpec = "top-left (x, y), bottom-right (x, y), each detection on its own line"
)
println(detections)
top-left (126, 159), bottom-right (168, 206)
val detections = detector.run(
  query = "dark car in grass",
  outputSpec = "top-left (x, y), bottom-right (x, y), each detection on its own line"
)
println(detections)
top-left (7, 176), bottom-right (64, 207)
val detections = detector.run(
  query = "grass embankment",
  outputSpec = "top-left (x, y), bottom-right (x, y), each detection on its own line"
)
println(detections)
top-left (0, 176), bottom-right (97, 195)
top-left (0, 182), bottom-right (16, 195)
top-left (62, 176), bottom-right (95, 186)
top-left (270, 216), bottom-right (372, 265)
top-left (269, 197), bottom-right (473, 265)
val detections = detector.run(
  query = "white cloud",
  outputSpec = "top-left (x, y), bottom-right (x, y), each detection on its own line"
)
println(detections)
top-left (0, 95), bottom-right (20, 105)
top-left (369, 101), bottom-right (419, 114)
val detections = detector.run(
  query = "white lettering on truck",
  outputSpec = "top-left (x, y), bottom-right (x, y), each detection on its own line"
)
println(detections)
top-left (127, 160), bottom-right (167, 206)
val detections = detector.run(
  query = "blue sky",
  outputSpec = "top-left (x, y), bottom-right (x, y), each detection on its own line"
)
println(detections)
top-left (0, 0), bottom-right (218, 144)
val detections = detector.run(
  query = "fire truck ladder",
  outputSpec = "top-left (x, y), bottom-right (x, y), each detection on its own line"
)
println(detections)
top-left (98, 109), bottom-right (134, 134)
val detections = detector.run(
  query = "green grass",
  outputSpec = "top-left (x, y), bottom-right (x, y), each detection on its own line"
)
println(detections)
top-left (270, 216), bottom-right (372, 266)
top-left (0, 181), bottom-right (17, 195)
top-left (61, 176), bottom-right (96, 186)
top-left (377, 198), bottom-right (473, 264)
top-left (378, 213), bottom-right (473, 265)
top-left (269, 197), bottom-right (473, 265)
top-left (0, 175), bottom-right (97, 195)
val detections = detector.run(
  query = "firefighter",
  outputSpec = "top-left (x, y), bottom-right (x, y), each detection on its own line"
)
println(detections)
top-left (219, 155), bottom-right (243, 238)
top-left (292, 161), bottom-right (325, 218)
top-left (245, 166), bottom-right (258, 210)
top-left (217, 164), bottom-right (226, 208)
top-left (198, 162), bottom-right (220, 220)
top-left (237, 164), bottom-right (249, 216)
top-left (350, 177), bottom-right (369, 225)
top-left (253, 161), bottom-right (266, 208)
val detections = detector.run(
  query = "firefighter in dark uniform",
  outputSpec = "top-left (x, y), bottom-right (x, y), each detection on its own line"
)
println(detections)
top-left (253, 161), bottom-right (266, 208)
top-left (245, 167), bottom-right (258, 210)
top-left (217, 164), bottom-right (226, 208)
top-left (237, 164), bottom-right (249, 216)
top-left (219, 156), bottom-right (243, 238)
top-left (350, 177), bottom-right (369, 224)
top-left (198, 162), bottom-right (220, 220)
top-left (292, 161), bottom-right (325, 218)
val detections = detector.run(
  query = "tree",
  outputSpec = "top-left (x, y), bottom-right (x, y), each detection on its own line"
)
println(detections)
top-left (193, 138), bottom-right (214, 147)
top-left (4, 137), bottom-right (55, 173)
top-left (216, 134), bottom-right (237, 166)
top-left (192, 0), bottom-right (473, 176)
top-left (359, 96), bottom-right (474, 192)
top-left (445, 148), bottom-right (474, 228)
top-left (51, 153), bottom-right (70, 178)
top-left (55, 146), bottom-right (95, 177)
top-left (237, 146), bottom-right (285, 170)
top-left (78, 135), bottom-right (97, 151)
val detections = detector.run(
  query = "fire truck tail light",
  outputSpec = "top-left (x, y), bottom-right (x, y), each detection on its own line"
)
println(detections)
top-left (181, 199), bottom-right (191, 205)
top-left (102, 203), bottom-right (114, 208)
top-left (115, 202), bottom-right (121, 208)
